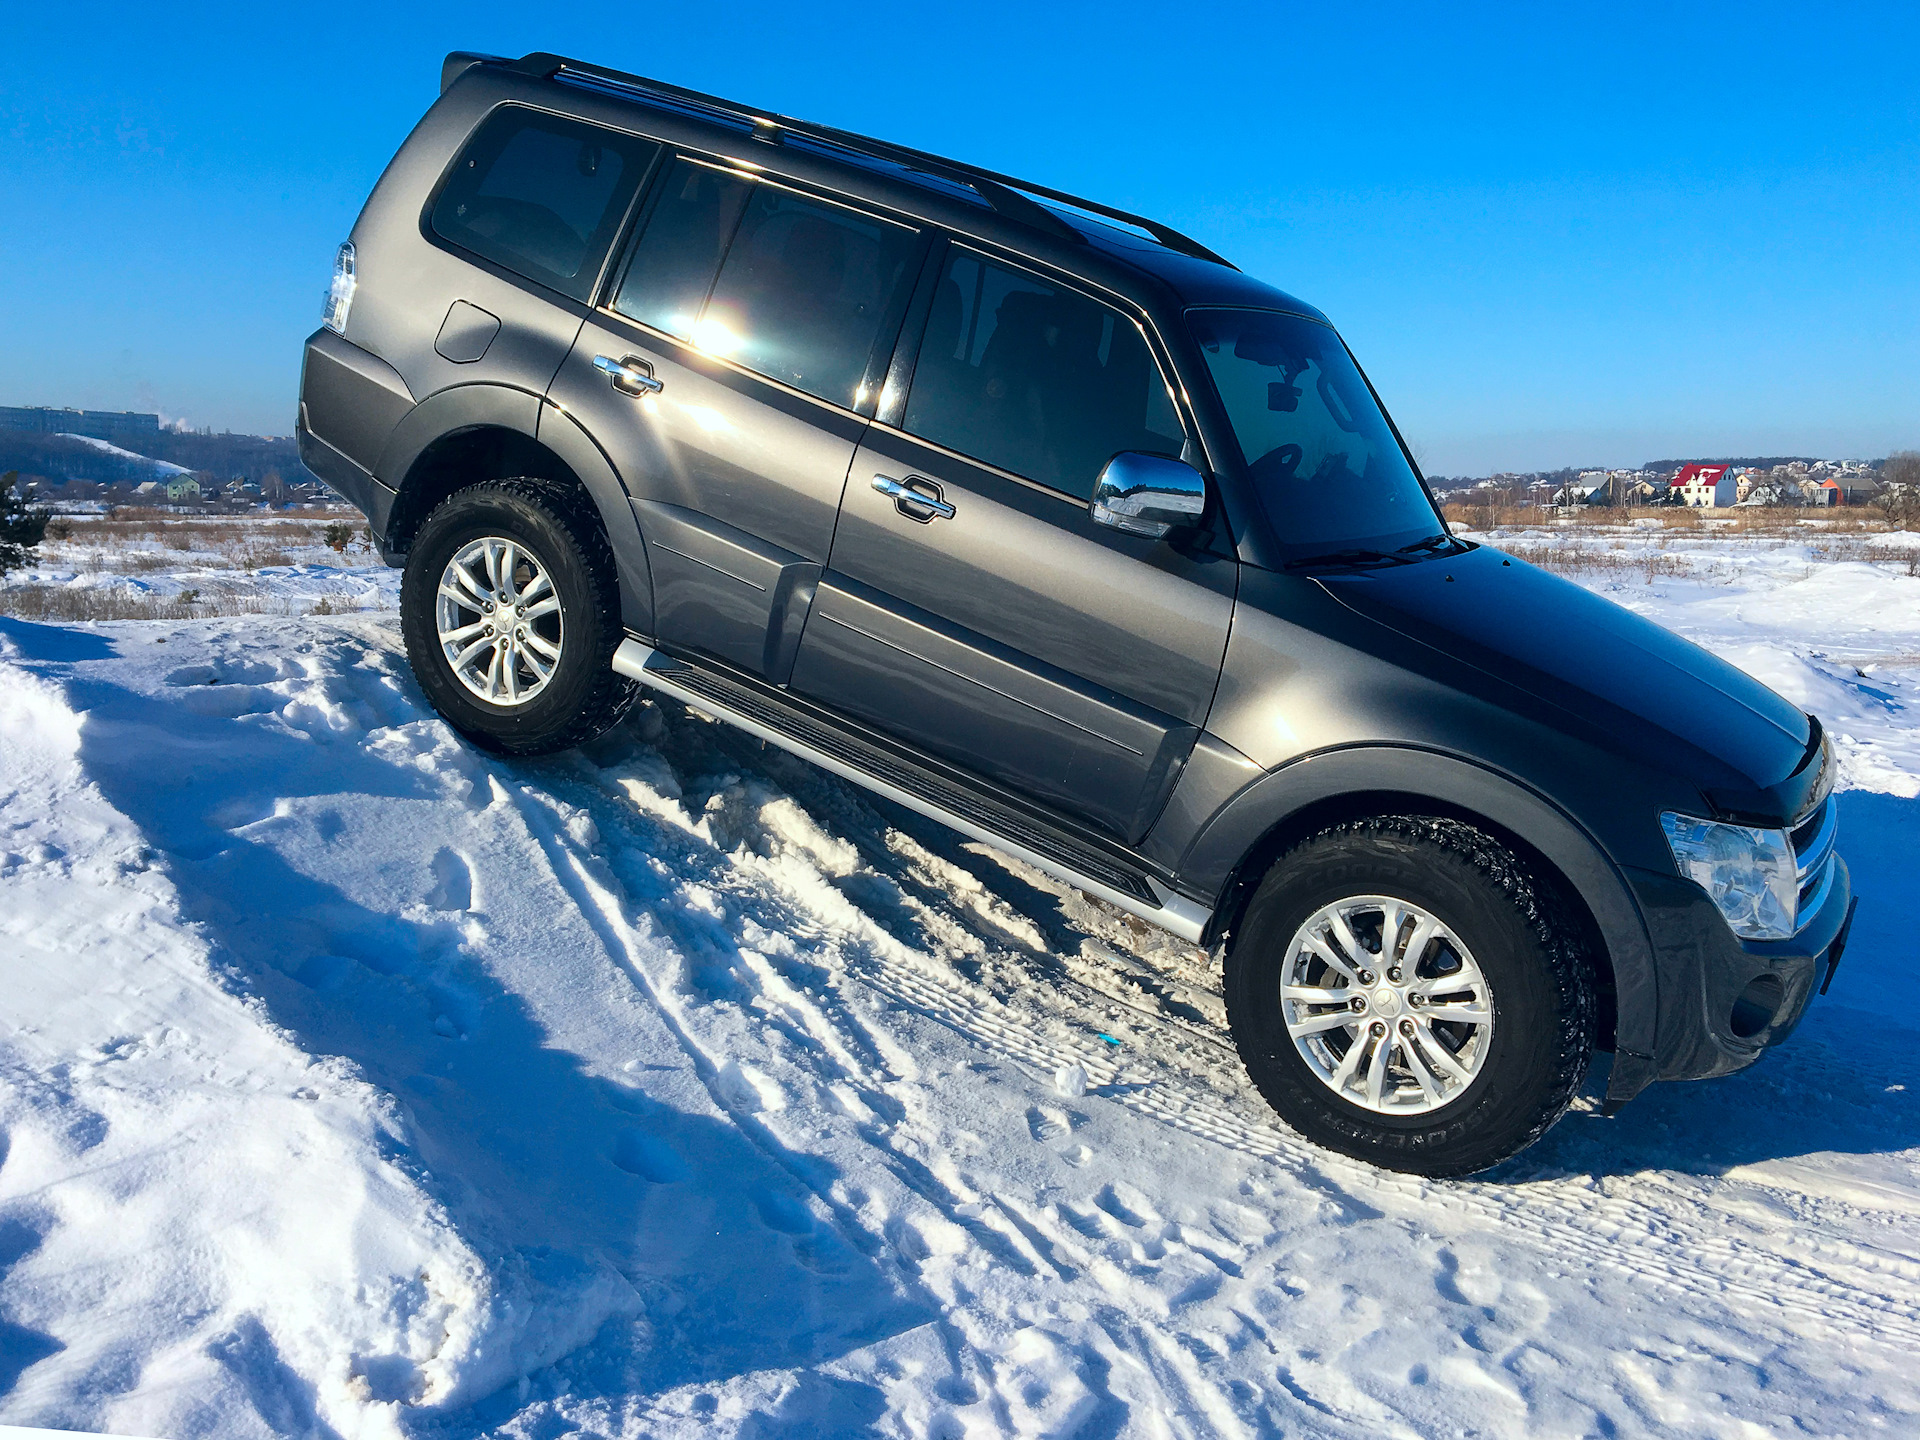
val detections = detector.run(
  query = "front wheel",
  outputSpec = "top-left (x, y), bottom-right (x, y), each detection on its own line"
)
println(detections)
top-left (1225, 817), bottom-right (1594, 1177)
top-left (400, 479), bottom-right (637, 756)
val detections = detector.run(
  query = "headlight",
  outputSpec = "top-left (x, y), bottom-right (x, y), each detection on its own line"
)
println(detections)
top-left (1660, 812), bottom-right (1798, 940)
top-left (321, 241), bottom-right (356, 335)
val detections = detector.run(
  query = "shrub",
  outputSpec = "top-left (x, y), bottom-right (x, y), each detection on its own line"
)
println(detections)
top-left (1, 471), bottom-right (51, 577)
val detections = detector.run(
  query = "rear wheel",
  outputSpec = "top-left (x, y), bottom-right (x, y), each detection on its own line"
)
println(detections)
top-left (1225, 816), bottom-right (1594, 1176)
top-left (400, 479), bottom-right (637, 755)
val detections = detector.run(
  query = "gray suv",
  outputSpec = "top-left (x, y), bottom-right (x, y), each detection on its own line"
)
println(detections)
top-left (297, 51), bottom-right (1854, 1175)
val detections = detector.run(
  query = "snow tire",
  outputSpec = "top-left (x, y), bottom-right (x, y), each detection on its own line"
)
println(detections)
top-left (401, 478), bottom-right (638, 756)
top-left (1225, 816), bottom-right (1595, 1177)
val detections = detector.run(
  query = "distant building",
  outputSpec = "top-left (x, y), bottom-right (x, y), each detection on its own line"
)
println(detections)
top-left (0, 405), bottom-right (162, 442)
top-left (1671, 464), bottom-right (1738, 507)
top-left (165, 476), bottom-right (201, 501)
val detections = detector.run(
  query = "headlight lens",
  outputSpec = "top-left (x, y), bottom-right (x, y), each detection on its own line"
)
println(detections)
top-left (1660, 812), bottom-right (1798, 940)
top-left (321, 241), bottom-right (356, 335)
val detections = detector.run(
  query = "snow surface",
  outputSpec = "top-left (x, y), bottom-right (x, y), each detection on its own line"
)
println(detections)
top-left (1, 530), bottom-right (1917, 1437)
top-left (51, 435), bottom-right (192, 478)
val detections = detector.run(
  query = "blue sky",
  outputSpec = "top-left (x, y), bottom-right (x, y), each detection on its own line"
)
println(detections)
top-left (2, 1), bottom-right (1914, 474)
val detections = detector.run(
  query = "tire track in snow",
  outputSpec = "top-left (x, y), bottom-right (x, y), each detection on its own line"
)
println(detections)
top-left (564, 711), bottom-right (1920, 1355)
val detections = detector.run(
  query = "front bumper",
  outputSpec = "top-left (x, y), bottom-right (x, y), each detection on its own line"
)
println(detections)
top-left (1627, 853), bottom-right (1853, 1083)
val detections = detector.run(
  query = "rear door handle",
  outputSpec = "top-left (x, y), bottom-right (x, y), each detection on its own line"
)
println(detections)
top-left (594, 353), bottom-right (664, 396)
top-left (872, 473), bottom-right (954, 522)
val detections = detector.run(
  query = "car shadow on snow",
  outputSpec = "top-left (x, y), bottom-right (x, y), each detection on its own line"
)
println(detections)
top-left (0, 616), bottom-right (118, 664)
top-left (61, 658), bottom-right (933, 1427)
top-left (636, 694), bottom-right (1920, 1189)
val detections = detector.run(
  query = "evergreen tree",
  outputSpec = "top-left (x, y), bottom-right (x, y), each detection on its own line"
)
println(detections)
top-left (1, 471), bottom-right (50, 577)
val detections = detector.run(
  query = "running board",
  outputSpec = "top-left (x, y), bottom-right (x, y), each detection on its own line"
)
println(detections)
top-left (612, 639), bottom-right (1211, 944)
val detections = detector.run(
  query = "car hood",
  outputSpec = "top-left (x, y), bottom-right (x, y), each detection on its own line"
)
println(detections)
top-left (1316, 543), bottom-right (1812, 798)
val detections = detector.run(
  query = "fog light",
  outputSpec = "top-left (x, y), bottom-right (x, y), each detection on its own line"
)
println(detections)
top-left (1729, 973), bottom-right (1784, 1039)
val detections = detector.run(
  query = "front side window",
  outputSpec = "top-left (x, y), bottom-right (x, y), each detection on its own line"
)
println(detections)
top-left (1187, 308), bottom-right (1439, 554)
top-left (904, 247), bottom-right (1185, 494)
top-left (431, 109), bottom-right (658, 300)
top-left (613, 161), bottom-right (918, 410)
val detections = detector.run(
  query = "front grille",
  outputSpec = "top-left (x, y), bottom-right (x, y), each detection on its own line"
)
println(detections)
top-left (1792, 794), bottom-right (1838, 917)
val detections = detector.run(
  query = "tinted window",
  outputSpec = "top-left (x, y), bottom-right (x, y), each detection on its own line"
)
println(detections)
top-left (703, 187), bottom-right (919, 408)
top-left (1187, 308), bottom-right (1439, 552)
top-left (613, 159), bottom-right (752, 338)
top-left (432, 109), bottom-right (658, 301)
top-left (904, 247), bottom-right (1185, 493)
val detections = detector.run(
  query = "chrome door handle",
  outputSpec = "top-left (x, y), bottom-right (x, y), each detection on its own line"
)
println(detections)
top-left (872, 473), bottom-right (954, 522)
top-left (594, 353), bottom-right (664, 396)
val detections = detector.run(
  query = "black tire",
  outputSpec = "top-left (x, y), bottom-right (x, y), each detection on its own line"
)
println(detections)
top-left (400, 478), bottom-right (638, 756)
top-left (1224, 816), bottom-right (1594, 1177)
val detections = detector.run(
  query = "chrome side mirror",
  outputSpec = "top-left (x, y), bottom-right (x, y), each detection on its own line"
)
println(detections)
top-left (1090, 452), bottom-right (1207, 538)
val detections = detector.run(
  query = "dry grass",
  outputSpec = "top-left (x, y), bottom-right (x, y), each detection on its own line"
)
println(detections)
top-left (1493, 542), bottom-right (1692, 582)
top-left (62, 510), bottom-right (369, 556)
top-left (0, 583), bottom-right (270, 622)
top-left (0, 583), bottom-right (385, 623)
top-left (1441, 502), bottom-right (1891, 535)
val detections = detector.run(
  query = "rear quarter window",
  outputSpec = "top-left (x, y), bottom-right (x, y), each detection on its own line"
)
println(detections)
top-left (431, 107), bottom-right (660, 302)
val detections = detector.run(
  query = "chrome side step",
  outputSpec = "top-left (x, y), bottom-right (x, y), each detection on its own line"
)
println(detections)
top-left (612, 639), bottom-right (1211, 943)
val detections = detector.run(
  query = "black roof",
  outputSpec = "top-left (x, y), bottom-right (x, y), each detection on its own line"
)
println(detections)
top-left (445, 51), bottom-right (1329, 325)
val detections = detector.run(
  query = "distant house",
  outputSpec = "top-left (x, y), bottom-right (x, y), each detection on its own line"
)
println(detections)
top-left (133, 480), bottom-right (163, 497)
top-left (1806, 477), bottom-right (1842, 507)
top-left (1671, 464), bottom-right (1738, 507)
top-left (165, 475), bottom-right (201, 501)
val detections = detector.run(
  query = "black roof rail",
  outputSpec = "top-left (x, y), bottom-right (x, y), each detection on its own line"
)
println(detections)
top-left (497, 51), bottom-right (1236, 270)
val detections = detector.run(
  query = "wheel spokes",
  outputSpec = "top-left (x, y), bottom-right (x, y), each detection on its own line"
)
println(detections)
top-left (1301, 932), bottom-right (1363, 987)
top-left (1289, 1009), bottom-right (1360, 1039)
top-left (437, 536), bottom-right (564, 708)
top-left (1281, 895), bottom-right (1494, 1116)
top-left (1364, 1030), bottom-right (1392, 1107)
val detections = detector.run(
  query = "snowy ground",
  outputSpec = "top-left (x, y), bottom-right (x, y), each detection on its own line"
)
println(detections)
top-left (2, 521), bottom-right (1918, 1438)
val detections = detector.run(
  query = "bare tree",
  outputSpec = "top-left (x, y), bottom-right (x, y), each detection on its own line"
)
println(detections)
top-left (1873, 451), bottom-right (1920, 529)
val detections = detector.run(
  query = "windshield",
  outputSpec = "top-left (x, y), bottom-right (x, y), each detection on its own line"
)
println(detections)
top-left (1187, 308), bottom-right (1441, 557)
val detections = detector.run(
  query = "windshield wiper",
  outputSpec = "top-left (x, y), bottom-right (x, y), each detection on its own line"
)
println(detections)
top-left (1397, 532), bottom-right (1466, 556)
top-left (1282, 548), bottom-right (1413, 572)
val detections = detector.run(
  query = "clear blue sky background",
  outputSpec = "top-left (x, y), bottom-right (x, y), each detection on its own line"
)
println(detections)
top-left (2, 1), bottom-right (1915, 475)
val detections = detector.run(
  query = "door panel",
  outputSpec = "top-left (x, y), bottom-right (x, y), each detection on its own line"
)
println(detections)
top-left (550, 155), bottom-right (921, 679)
top-left (791, 426), bottom-right (1235, 843)
top-left (630, 498), bottom-right (822, 680)
top-left (550, 310), bottom-right (862, 678)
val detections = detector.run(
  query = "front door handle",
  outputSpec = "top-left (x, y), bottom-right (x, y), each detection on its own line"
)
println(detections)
top-left (594, 353), bottom-right (664, 396)
top-left (872, 473), bottom-right (954, 522)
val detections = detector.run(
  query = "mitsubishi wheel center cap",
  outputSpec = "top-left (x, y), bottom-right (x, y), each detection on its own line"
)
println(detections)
top-left (1372, 987), bottom-right (1402, 1018)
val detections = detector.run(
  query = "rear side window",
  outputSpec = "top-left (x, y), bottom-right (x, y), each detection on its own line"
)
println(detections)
top-left (613, 159), bottom-right (919, 410)
top-left (904, 246), bottom-right (1185, 494)
top-left (431, 108), bottom-right (659, 301)
top-left (613, 160), bottom-right (753, 339)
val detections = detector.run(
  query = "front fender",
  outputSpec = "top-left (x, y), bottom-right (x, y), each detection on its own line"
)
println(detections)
top-left (1182, 744), bottom-right (1660, 1094)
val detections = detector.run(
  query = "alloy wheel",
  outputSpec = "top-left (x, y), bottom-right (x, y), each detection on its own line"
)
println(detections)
top-left (1280, 894), bottom-right (1495, 1114)
top-left (435, 535), bottom-right (564, 706)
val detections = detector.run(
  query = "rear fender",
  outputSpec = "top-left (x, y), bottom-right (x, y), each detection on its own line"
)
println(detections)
top-left (375, 385), bottom-right (652, 634)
